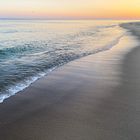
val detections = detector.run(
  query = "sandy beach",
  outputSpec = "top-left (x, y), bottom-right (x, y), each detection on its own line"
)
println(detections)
top-left (0, 22), bottom-right (140, 140)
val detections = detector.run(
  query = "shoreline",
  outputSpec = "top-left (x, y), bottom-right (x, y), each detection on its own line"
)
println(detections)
top-left (0, 22), bottom-right (140, 139)
top-left (0, 23), bottom-right (125, 104)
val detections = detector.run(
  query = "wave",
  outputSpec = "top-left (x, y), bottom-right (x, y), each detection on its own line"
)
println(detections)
top-left (0, 67), bottom-right (56, 103)
top-left (96, 25), bottom-right (117, 29)
top-left (0, 32), bottom-right (125, 103)
top-left (0, 30), bottom-right (18, 34)
top-left (0, 43), bottom-right (47, 59)
top-left (0, 20), bottom-right (127, 103)
top-left (0, 24), bottom-right (119, 58)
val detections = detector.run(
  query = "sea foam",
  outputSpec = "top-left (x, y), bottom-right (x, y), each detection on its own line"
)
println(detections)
top-left (0, 20), bottom-right (127, 103)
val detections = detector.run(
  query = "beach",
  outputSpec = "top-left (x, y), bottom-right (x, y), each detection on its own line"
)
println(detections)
top-left (0, 22), bottom-right (140, 140)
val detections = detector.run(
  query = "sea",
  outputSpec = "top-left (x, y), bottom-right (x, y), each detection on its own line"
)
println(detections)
top-left (0, 20), bottom-right (134, 103)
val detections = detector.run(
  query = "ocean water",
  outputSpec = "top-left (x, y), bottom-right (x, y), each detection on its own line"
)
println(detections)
top-left (0, 20), bottom-right (129, 103)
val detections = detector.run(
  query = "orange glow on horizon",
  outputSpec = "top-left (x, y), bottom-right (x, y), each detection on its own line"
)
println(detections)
top-left (0, 0), bottom-right (140, 19)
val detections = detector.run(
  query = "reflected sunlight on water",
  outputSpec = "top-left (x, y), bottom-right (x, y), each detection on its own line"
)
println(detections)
top-left (0, 20), bottom-right (136, 102)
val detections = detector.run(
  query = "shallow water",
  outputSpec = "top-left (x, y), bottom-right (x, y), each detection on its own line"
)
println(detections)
top-left (0, 20), bottom-right (133, 102)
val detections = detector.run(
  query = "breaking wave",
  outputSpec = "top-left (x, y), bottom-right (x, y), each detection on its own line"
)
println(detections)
top-left (0, 20), bottom-right (126, 103)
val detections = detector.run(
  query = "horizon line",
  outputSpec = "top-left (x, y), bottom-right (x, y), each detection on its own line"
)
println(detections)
top-left (0, 18), bottom-right (140, 20)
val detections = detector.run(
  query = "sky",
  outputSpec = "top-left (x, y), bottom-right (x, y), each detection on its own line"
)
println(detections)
top-left (0, 0), bottom-right (140, 19)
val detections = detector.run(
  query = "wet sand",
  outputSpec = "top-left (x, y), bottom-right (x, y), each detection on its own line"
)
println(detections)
top-left (0, 23), bottom-right (140, 140)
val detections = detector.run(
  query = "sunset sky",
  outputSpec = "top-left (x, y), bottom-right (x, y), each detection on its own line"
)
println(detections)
top-left (0, 0), bottom-right (140, 19)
